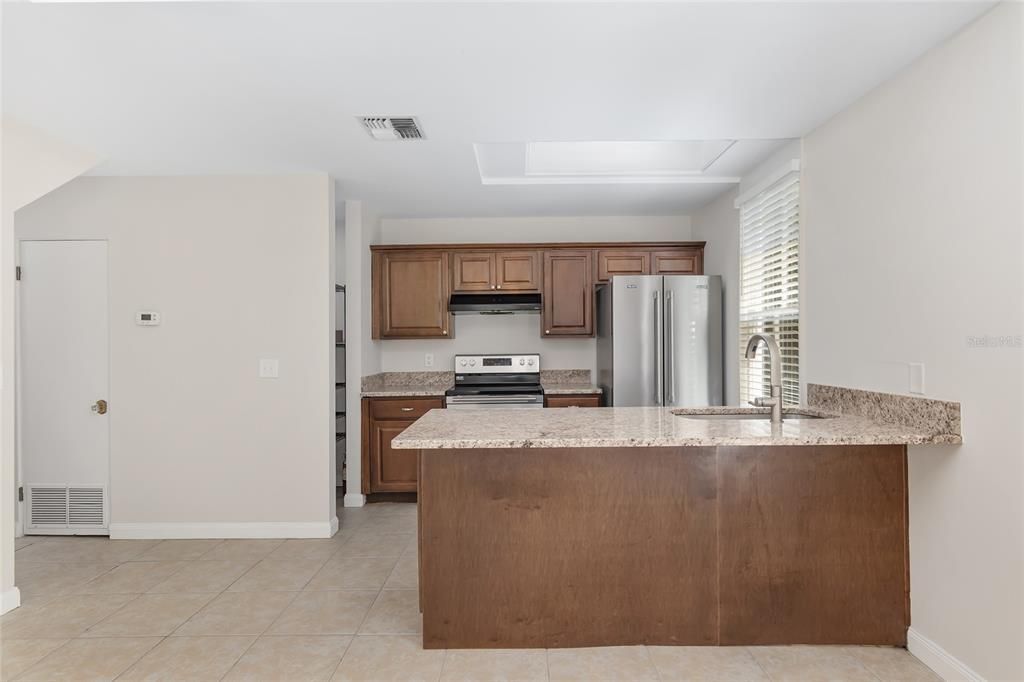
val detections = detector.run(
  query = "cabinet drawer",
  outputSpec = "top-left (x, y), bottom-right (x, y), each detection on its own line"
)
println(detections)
top-left (369, 397), bottom-right (444, 421)
top-left (545, 395), bottom-right (602, 408)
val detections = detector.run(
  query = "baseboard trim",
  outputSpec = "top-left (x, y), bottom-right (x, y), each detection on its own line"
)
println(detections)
top-left (109, 521), bottom-right (335, 540)
top-left (343, 493), bottom-right (366, 508)
top-left (1, 587), bottom-right (21, 615)
top-left (907, 627), bottom-right (985, 682)
top-left (330, 516), bottom-right (339, 536)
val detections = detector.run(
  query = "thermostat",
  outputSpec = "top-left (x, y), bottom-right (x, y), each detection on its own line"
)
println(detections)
top-left (136, 311), bottom-right (161, 326)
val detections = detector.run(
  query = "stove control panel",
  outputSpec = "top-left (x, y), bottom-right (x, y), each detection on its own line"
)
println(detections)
top-left (454, 354), bottom-right (539, 374)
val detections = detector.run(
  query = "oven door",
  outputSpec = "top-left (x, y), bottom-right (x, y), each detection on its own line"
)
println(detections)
top-left (445, 394), bottom-right (545, 409)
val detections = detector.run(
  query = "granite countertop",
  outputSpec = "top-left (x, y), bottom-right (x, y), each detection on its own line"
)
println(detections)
top-left (360, 373), bottom-right (451, 398)
top-left (392, 385), bottom-right (963, 449)
top-left (392, 407), bottom-right (957, 449)
top-left (360, 370), bottom-right (602, 398)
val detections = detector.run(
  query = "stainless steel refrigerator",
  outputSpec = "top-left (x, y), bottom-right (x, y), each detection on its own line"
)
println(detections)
top-left (596, 275), bottom-right (722, 407)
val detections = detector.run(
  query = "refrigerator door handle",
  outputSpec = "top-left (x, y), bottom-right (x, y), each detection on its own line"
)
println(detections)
top-left (654, 290), bottom-right (663, 405)
top-left (665, 290), bottom-right (674, 404)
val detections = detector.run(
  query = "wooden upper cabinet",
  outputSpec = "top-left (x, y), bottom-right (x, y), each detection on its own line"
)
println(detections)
top-left (495, 251), bottom-right (539, 291)
top-left (374, 250), bottom-right (451, 339)
top-left (452, 251), bottom-right (539, 292)
top-left (372, 242), bottom-right (703, 341)
top-left (596, 250), bottom-right (651, 282)
top-left (542, 250), bottom-right (593, 337)
top-left (652, 249), bottom-right (703, 275)
top-left (452, 252), bottom-right (495, 291)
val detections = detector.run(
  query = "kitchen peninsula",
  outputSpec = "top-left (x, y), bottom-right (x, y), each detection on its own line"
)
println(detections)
top-left (393, 385), bottom-right (961, 650)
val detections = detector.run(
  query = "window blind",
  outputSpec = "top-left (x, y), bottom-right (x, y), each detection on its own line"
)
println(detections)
top-left (738, 172), bottom-right (800, 406)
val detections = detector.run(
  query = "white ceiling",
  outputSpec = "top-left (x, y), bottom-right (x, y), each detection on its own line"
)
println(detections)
top-left (2, 1), bottom-right (991, 218)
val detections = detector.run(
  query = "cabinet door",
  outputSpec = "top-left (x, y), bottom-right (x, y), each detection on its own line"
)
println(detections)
top-left (369, 419), bottom-right (419, 493)
top-left (652, 249), bottom-right (703, 276)
top-left (452, 252), bottom-right (495, 292)
top-left (376, 251), bottom-right (451, 338)
top-left (495, 251), bottom-right (540, 291)
top-left (542, 250), bottom-right (593, 337)
top-left (596, 250), bottom-right (650, 282)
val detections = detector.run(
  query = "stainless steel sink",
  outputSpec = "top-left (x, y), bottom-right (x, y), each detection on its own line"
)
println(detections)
top-left (674, 410), bottom-right (833, 421)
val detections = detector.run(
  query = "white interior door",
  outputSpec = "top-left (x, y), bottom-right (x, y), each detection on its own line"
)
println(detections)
top-left (19, 241), bottom-right (110, 534)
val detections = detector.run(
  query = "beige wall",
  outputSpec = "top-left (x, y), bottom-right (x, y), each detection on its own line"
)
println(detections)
top-left (375, 215), bottom-right (693, 376)
top-left (691, 141), bottom-right (801, 407)
top-left (14, 175), bottom-right (336, 536)
top-left (691, 189), bottom-right (740, 406)
top-left (802, 4), bottom-right (1023, 679)
top-left (1, 117), bottom-right (97, 613)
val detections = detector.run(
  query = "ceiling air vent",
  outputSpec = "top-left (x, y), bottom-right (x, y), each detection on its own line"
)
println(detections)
top-left (361, 116), bottom-right (424, 141)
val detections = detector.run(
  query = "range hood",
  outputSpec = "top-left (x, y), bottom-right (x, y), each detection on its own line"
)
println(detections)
top-left (449, 293), bottom-right (542, 315)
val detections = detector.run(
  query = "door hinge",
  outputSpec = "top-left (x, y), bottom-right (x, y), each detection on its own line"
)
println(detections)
top-left (18, 486), bottom-right (24, 502)
top-left (15, 266), bottom-right (21, 281)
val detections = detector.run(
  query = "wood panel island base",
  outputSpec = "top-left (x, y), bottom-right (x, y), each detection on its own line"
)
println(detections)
top-left (417, 444), bottom-right (909, 649)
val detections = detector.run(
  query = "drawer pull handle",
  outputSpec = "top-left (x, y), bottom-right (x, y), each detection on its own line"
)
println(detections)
top-left (400, 407), bottom-right (414, 412)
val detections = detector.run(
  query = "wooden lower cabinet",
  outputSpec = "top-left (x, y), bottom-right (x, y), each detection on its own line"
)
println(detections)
top-left (419, 444), bottom-right (909, 649)
top-left (362, 397), bottom-right (444, 494)
top-left (544, 395), bottom-right (602, 408)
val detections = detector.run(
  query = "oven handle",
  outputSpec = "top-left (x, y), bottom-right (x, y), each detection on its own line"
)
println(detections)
top-left (445, 396), bottom-right (545, 406)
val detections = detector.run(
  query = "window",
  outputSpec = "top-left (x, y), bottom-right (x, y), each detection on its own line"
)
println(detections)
top-left (738, 170), bottom-right (800, 406)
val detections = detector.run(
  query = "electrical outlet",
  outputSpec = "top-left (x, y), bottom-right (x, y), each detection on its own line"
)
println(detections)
top-left (424, 353), bottom-right (434, 368)
top-left (259, 358), bottom-right (280, 378)
top-left (908, 363), bottom-right (925, 395)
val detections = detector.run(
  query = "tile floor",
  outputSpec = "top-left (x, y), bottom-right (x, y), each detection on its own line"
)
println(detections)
top-left (2, 502), bottom-right (940, 681)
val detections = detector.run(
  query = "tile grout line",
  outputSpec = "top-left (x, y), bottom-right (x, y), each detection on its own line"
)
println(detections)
top-left (846, 647), bottom-right (885, 682)
top-left (643, 645), bottom-right (664, 682)
top-left (106, 634), bottom-right (166, 682)
top-left (9, 636), bottom-right (79, 681)
top-left (745, 646), bottom-right (774, 681)
top-left (214, 587), bottom-right (303, 681)
top-left (326, 632), bottom-right (358, 681)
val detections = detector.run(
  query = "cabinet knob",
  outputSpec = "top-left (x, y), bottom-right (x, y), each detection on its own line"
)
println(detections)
top-left (491, 285), bottom-right (496, 290)
top-left (442, 330), bottom-right (448, 335)
top-left (401, 407), bottom-right (414, 412)
top-left (545, 330), bottom-right (550, 334)
top-left (496, 285), bottom-right (501, 289)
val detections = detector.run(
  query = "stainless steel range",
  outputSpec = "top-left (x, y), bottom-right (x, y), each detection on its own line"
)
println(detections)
top-left (445, 354), bottom-right (544, 409)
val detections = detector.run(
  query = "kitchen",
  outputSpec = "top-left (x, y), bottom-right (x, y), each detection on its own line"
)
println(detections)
top-left (358, 214), bottom-right (962, 653)
top-left (2, 1), bottom-right (1021, 681)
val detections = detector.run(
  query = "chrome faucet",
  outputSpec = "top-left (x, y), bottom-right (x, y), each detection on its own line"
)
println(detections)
top-left (744, 334), bottom-right (783, 425)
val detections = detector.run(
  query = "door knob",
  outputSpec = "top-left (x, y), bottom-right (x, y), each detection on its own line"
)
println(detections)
top-left (92, 399), bottom-right (108, 415)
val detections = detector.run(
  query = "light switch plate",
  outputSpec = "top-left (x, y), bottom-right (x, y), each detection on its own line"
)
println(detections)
top-left (909, 363), bottom-right (925, 395)
top-left (424, 353), bottom-right (434, 368)
top-left (259, 358), bottom-right (280, 378)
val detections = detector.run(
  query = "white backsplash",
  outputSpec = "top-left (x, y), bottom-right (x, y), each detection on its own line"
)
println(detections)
top-left (378, 313), bottom-right (595, 374)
